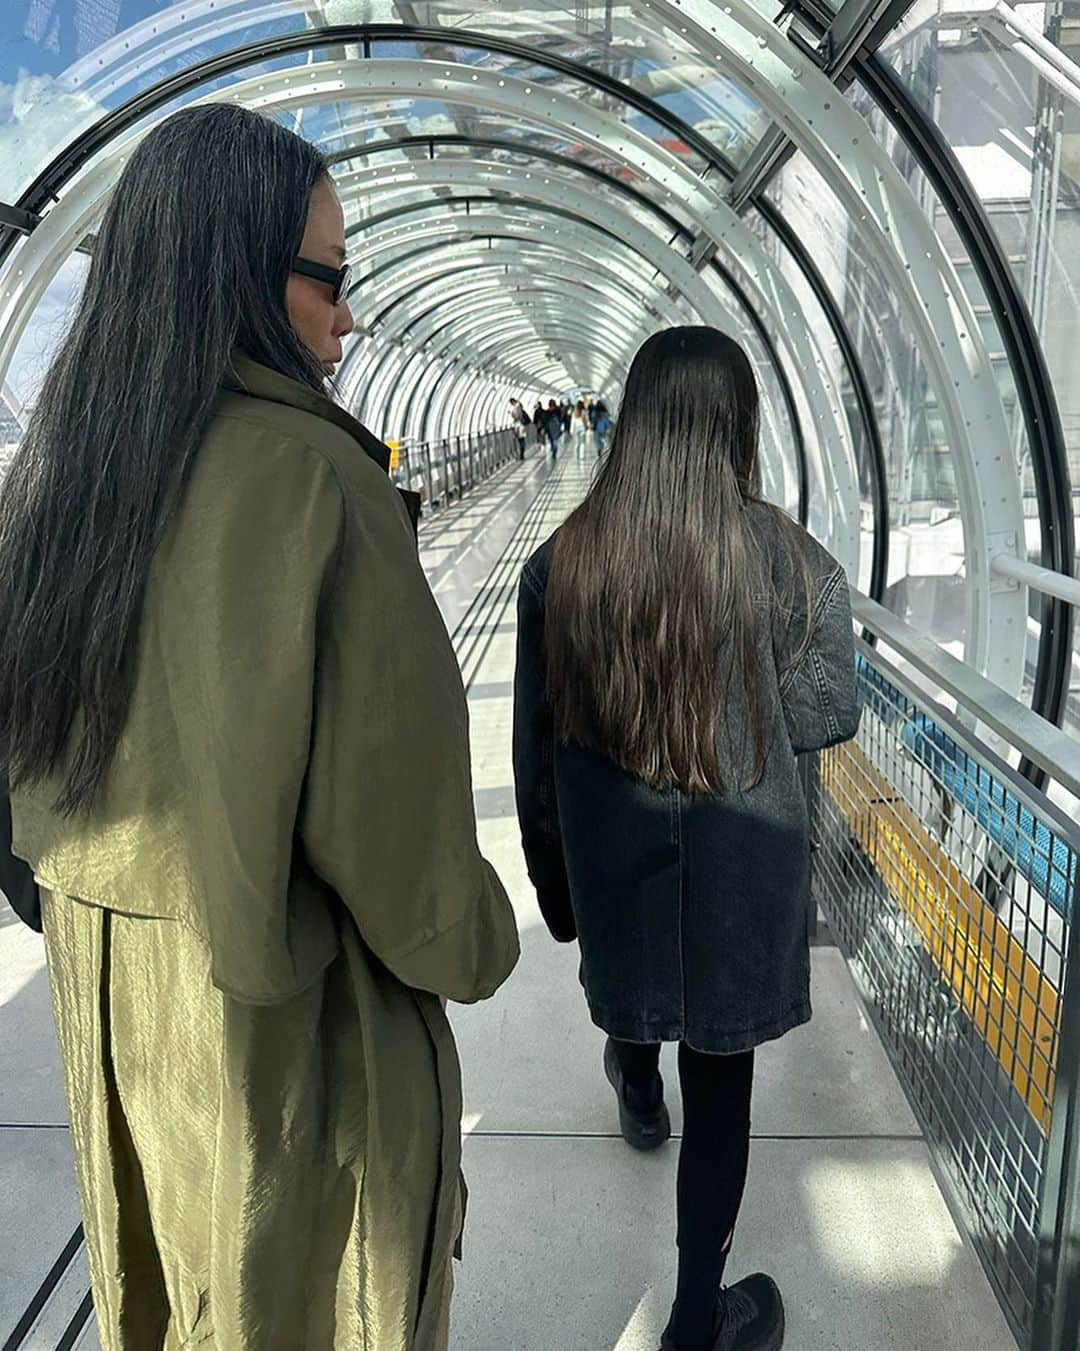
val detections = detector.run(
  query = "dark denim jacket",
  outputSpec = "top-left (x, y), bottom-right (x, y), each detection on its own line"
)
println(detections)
top-left (512, 504), bottom-right (860, 1051)
top-left (0, 771), bottom-right (40, 930)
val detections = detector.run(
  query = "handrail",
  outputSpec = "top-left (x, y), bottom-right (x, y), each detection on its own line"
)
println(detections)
top-left (992, 552), bottom-right (1080, 607)
top-left (851, 590), bottom-right (1080, 799)
top-left (390, 426), bottom-right (517, 513)
top-left (832, 603), bottom-right (1080, 1351)
top-left (398, 426), bottom-right (512, 455)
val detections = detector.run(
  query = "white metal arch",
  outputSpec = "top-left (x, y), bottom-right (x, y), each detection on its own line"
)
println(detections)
top-left (2, 2), bottom-right (1029, 679)
top-left (348, 226), bottom-right (693, 339)
top-left (390, 292), bottom-right (649, 367)
top-left (228, 54), bottom-right (1017, 669)
top-left (374, 271), bottom-right (654, 348)
top-left (343, 198), bottom-right (855, 552)
top-left (352, 257), bottom-right (682, 338)
top-left (429, 319), bottom-right (631, 376)
top-left (432, 331), bottom-right (629, 392)
top-left (643, 0), bottom-right (1026, 689)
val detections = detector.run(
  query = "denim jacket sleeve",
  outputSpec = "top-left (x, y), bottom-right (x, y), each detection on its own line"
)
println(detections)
top-left (0, 770), bottom-right (41, 932)
top-left (512, 567), bottom-right (576, 942)
top-left (779, 564), bottom-right (861, 755)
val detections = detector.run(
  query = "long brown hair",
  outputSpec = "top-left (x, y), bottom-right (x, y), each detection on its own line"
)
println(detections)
top-left (545, 327), bottom-right (774, 794)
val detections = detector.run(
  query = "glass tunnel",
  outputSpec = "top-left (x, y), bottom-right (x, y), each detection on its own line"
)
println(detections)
top-left (0, 3), bottom-right (1077, 1350)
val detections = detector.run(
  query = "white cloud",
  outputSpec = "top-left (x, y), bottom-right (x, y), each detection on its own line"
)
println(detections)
top-left (23, 0), bottom-right (58, 45)
top-left (405, 111), bottom-right (460, 136)
top-left (319, 0), bottom-right (401, 21)
top-left (6, 253), bottom-right (89, 410)
top-left (0, 72), bottom-right (109, 201)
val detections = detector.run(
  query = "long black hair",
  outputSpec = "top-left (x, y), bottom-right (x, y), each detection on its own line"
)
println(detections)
top-left (0, 103), bottom-right (330, 815)
top-left (545, 326), bottom-right (794, 794)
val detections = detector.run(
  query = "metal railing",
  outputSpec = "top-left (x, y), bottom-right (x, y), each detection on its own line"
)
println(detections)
top-left (389, 427), bottom-right (519, 512)
top-left (809, 593), bottom-right (1079, 1349)
top-left (991, 552), bottom-right (1080, 610)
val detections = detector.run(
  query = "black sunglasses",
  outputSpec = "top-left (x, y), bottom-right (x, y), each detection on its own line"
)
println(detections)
top-left (292, 256), bottom-right (352, 305)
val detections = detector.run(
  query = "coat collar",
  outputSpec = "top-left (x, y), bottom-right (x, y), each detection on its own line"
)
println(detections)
top-left (222, 352), bottom-right (391, 474)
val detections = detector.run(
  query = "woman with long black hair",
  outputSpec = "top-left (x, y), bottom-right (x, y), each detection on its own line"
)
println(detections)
top-left (0, 104), bottom-right (518, 1349)
top-left (513, 327), bottom-right (859, 1351)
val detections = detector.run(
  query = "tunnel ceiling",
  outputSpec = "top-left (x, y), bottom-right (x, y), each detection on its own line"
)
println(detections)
top-left (0, 0), bottom-right (1076, 731)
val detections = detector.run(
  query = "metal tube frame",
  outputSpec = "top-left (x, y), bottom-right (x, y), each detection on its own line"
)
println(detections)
top-left (0, 12), bottom-right (1056, 705)
top-left (338, 190), bottom-right (858, 566)
top-left (326, 131), bottom-right (862, 528)
top-left (0, 42), bottom-right (870, 575)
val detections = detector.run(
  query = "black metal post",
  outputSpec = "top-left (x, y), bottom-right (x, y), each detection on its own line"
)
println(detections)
top-left (1034, 886), bottom-right (1080, 1350)
top-left (798, 752), bottom-right (822, 942)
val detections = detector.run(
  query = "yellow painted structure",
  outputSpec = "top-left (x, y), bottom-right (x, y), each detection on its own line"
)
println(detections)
top-left (822, 738), bottom-right (1060, 1132)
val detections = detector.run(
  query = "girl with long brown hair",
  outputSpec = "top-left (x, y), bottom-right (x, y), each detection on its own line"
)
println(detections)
top-left (513, 327), bottom-right (859, 1351)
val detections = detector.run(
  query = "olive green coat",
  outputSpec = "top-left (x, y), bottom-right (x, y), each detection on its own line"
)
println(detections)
top-left (10, 356), bottom-right (519, 1349)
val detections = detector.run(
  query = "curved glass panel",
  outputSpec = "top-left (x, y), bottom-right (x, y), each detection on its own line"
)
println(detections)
top-left (359, 267), bottom-right (650, 339)
top-left (350, 243), bottom-right (670, 330)
top-left (334, 136), bottom-right (690, 240)
top-left (360, 8), bottom-right (770, 166)
top-left (697, 263), bottom-right (801, 522)
top-left (760, 144), bottom-right (1004, 663)
top-left (348, 207), bottom-right (687, 321)
top-left (5, 250), bottom-right (88, 415)
top-left (1, 2), bottom-right (323, 200)
top-left (880, 2), bottom-right (1080, 734)
top-left (1, 0), bottom-right (777, 205)
top-left (320, 96), bottom-right (712, 233)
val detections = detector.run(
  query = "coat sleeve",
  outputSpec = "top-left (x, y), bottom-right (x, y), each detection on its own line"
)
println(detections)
top-left (299, 457), bottom-right (519, 1004)
top-left (512, 569), bottom-right (576, 942)
top-left (778, 562), bottom-right (861, 755)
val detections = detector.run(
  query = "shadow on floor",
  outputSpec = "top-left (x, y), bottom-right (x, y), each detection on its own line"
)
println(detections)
top-left (448, 919), bottom-right (1017, 1351)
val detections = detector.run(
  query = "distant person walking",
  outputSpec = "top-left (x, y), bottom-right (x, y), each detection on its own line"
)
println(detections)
top-left (510, 397), bottom-right (531, 460)
top-left (592, 399), bottom-right (611, 455)
top-left (544, 399), bottom-right (562, 458)
top-left (571, 400), bottom-right (589, 458)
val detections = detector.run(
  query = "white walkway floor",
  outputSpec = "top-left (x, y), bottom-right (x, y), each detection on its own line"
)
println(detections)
top-left (0, 451), bottom-right (1018, 1350)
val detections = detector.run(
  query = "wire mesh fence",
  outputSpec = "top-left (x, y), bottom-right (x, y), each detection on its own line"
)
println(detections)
top-left (811, 639), bottom-right (1078, 1347)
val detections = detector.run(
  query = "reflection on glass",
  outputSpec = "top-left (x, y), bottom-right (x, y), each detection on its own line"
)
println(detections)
top-left (757, 152), bottom-right (973, 659)
top-left (880, 4), bottom-right (1080, 731)
top-left (0, 0), bottom-right (779, 204)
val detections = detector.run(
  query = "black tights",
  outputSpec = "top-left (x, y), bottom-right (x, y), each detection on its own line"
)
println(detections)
top-left (609, 1039), bottom-right (755, 1350)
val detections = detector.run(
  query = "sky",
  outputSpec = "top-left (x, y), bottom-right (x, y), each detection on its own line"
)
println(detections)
top-left (0, 1), bottom-right (160, 85)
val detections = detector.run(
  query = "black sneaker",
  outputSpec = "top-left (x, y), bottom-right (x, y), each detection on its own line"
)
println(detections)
top-left (603, 1038), bottom-right (671, 1151)
top-left (712, 1274), bottom-right (785, 1351)
top-left (658, 1274), bottom-right (785, 1351)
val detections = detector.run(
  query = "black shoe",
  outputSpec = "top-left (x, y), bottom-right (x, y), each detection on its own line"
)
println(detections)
top-left (659, 1274), bottom-right (785, 1351)
top-left (603, 1039), bottom-right (671, 1151)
